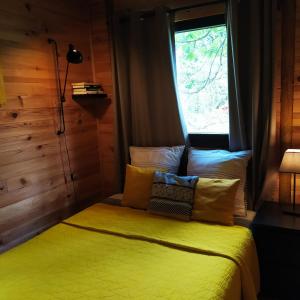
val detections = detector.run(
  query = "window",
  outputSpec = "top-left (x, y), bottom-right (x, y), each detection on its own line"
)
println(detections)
top-left (174, 15), bottom-right (228, 135)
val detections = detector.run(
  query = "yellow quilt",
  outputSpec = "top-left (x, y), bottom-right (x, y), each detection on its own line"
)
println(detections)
top-left (0, 203), bottom-right (259, 300)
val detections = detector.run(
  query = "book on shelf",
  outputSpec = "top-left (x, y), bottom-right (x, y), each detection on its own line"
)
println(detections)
top-left (72, 82), bottom-right (102, 88)
top-left (71, 82), bottom-right (105, 96)
top-left (72, 82), bottom-right (101, 86)
top-left (73, 87), bottom-right (102, 92)
top-left (73, 90), bottom-right (105, 95)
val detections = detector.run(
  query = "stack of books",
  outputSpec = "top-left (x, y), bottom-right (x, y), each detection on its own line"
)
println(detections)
top-left (72, 82), bottom-right (104, 95)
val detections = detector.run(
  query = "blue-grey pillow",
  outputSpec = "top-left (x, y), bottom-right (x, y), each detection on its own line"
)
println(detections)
top-left (148, 171), bottom-right (199, 221)
top-left (187, 148), bottom-right (252, 216)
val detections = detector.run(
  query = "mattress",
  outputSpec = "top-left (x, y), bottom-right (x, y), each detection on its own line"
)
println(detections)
top-left (0, 203), bottom-right (259, 300)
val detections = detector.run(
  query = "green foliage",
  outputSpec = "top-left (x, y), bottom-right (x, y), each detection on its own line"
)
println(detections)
top-left (175, 25), bottom-right (229, 134)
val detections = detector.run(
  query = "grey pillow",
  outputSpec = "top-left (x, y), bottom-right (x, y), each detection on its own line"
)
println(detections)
top-left (187, 148), bottom-right (252, 216)
top-left (148, 171), bottom-right (198, 221)
top-left (130, 146), bottom-right (185, 174)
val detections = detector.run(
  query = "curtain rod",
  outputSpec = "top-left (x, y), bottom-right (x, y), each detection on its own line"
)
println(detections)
top-left (170, 0), bottom-right (225, 13)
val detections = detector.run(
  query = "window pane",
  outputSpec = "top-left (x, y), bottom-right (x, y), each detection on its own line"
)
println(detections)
top-left (175, 25), bottom-right (228, 134)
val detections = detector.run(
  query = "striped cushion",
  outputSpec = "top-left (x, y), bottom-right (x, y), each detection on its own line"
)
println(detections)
top-left (187, 149), bottom-right (252, 216)
top-left (148, 171), bottom-right (198, 221)
top-left (130, 146), bottom-right (185, 174)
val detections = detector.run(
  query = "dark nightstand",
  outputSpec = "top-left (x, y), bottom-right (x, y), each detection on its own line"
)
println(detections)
top-left (252, 201), bottom-right (300, 300)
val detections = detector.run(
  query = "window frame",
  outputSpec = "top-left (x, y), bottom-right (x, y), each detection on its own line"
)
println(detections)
top-left (189, 133), bottom-right (229, 149)
top-left (175, 14), bottom-right (225, 32)
top-left (175, 14), bottom-right (229, 149)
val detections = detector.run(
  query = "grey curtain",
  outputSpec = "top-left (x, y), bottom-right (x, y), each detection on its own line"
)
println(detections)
top-left (111, 8), bottom-right (187, 190)
top-left (227, 0), bottom-right (278, 209)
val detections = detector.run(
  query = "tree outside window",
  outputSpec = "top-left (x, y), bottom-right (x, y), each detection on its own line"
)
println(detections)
top-left (175, 24), bottom-right (229, 134)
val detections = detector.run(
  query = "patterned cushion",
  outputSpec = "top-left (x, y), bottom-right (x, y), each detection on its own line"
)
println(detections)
top-left (148, 171), bottom-right (198, 221)
top-left (130, 145), bottom-right (185, 174)
top-left (187, 148), bottom-right (252, 216)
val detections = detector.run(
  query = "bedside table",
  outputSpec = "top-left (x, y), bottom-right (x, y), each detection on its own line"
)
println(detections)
top-left (252, 201), bottom-right (300, 300)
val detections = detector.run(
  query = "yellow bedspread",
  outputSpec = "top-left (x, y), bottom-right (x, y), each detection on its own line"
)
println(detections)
top-left (0, 203), bottom-right (259, 300)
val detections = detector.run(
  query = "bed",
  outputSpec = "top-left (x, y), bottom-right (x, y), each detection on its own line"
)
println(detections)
top-left (0, 201), bottom-right (259, 300)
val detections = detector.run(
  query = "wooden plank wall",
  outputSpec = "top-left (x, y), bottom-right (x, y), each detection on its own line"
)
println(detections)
top-left (293, 0), bottom-right (300, 201)
top-left (0, 0), bottom-right (111, 251)
top-left (282, 0), bottom-right (300, 202)
top-left (90, 0), bottom-right (116, 198)
top-left (272, 0), bottom-right (300, 203)
top-left (279, 0), bottom-right (296, 203)
top-left (293, 0), bottom-right (300, 149)
top-left (272, 1), bottom-right (282, 202)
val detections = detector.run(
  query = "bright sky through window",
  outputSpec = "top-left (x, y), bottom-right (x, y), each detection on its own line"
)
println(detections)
top-left (175, 24), bottom-right (229, 134)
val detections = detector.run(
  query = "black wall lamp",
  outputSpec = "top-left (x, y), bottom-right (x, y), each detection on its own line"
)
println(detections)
top-left (48, 39), bottom-right (83, 135)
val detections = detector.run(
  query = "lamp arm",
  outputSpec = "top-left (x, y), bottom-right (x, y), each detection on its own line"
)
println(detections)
top-left (48, 38), bottom-right (65, 135)
top-left (58, 99), bottom-right (66, 135)
top-left (57, 62), bottom-right (70, 135)
top-left (48, 38), bottom-right (63, 98)
top-left (61, 62), bottom-right (69, 102)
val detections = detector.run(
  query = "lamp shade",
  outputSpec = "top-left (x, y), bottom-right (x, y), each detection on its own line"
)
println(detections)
top-left (66, 44), bottom-right (83, 64)
top-left (280, 149), bottom-right (300, 173)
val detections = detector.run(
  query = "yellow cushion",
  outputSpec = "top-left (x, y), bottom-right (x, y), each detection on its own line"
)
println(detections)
top-left (122, 164), bottom-right (157, 209)
top-left (192, 178), bottom-right (240, 225)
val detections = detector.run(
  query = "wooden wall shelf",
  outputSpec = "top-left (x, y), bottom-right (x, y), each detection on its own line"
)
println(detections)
top-left (72, 94), bottom-right (107, 101)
